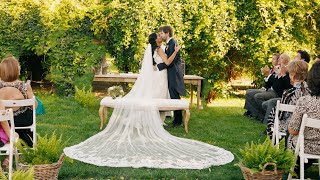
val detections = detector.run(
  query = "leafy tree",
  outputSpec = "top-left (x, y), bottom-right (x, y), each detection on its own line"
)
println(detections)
top-left (0, 0), bottom-right (319, 96)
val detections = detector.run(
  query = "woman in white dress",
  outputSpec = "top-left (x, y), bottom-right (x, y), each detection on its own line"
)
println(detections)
top-left (64, 33), bottom-right (234, 169)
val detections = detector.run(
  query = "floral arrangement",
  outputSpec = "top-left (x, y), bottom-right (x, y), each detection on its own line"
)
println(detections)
top-left (108, 85), bottom-right (124, 99)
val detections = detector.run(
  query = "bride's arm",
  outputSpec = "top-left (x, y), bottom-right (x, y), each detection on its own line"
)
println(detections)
top-left (157, 45), bottom-right (180, 65)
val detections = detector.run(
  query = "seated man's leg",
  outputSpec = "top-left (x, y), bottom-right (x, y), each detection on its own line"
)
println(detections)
top-left (253, 89), bottom-right (278, 119)
top-left (261, 98), bottom-right (281, 124)
top-left (244, 89), bottom-right (261, 116)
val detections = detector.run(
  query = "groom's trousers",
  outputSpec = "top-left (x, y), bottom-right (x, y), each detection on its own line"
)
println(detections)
top-left (169, 88), bottom-right (183, 125)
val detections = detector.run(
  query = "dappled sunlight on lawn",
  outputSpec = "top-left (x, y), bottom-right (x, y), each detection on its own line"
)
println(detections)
top-left (207, 98), bottom-right (245, 108)
top-left (39, 123), bottom-right (77, 130)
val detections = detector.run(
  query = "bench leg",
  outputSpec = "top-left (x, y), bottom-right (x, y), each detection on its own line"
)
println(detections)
top-left (103, 107), bottom-right (108, 127)
top-left (99, 106), bottom-right (104, 130)
top-left (190, 85), bottom-right (193, 108)
top-left (184, 109), bottom-right (190, 133)
top-left (99, 106), bottom-right (109, 130)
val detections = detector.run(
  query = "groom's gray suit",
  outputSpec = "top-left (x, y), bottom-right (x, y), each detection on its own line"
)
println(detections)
top-left (157, 38), bottom-right (186, 126)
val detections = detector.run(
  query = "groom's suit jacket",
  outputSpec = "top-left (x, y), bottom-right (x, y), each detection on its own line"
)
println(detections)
top-left (157, 38), bottom-right (186, 96)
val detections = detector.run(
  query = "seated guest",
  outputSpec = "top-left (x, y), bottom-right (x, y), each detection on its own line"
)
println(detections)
top-left (261, 97), bottom-right (281, 124)
top-left (251, 54), bottom-right (292, 120)
top-left (266, 60), bottom-right (309, 136)
top-left (0, 56), bottom-right (37, 147)
top-left (294, 50), bottom-right (310, 63)
top-left (287, 61), bottom-right (320, 174)
top-left (261, 55), bottom-right (296, 124)
top-left (244, 53), bottom-right (280, 118)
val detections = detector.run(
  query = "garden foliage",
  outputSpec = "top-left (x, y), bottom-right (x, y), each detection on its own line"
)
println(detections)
top-left (0, 0), bottom-right (319, 95)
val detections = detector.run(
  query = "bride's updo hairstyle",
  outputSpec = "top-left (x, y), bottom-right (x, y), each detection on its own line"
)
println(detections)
top-left (148, 33), bottom-right (158, 63)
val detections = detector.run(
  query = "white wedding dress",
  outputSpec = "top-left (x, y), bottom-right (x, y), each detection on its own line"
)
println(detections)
top-left (64, 44), bottom-right (234, 169)
top-left (151, 47), bottom-right (169, 99)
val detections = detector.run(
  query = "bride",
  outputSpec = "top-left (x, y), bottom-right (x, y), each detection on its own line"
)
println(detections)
top-left (64, 33), bottom-right (234, 169)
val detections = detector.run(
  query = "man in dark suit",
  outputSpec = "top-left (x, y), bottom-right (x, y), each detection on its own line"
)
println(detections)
top-left (157, 26), bottom-right (186, 127)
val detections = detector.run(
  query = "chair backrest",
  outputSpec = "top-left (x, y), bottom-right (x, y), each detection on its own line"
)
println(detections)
top-left (292, 114), bottom-right (320, 180)
top-left (277, 101), bottom-right (296, 112)
top-left (1, 96), bottom-right (36, 145)
top-left (296, 114), bottom-right (320, 155)
top-left (299, 114), bottom-right (320, 137)
top-left (273, 100), bottom-right (296, 145)
top-left (0, 109), bottom-right (15, 180)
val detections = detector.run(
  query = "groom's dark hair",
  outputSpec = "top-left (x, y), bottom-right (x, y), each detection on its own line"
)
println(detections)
top-left (160, 26), bottom-right (173, 37)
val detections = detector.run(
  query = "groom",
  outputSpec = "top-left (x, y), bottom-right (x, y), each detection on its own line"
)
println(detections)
top-left (157, 25), bottom-right (186, 127)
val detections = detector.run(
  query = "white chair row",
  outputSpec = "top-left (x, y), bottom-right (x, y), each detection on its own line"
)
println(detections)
top-left (272, 101), bottom-right (320, 179)
top-left (272, 100), bottom-right (296, 145)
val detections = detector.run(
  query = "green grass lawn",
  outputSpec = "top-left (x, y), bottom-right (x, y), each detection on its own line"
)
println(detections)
top-left (34, 92), bottom-right (316, 180)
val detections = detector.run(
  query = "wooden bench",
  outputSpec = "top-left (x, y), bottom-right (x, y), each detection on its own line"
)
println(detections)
top-left (99, 97), bottom-right (191, 133)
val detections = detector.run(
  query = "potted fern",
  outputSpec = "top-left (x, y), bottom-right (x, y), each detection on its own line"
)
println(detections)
top-left (0, 166), bottom-right (34, 180)
top-left (15, 132), bottom-right (69, 180)
top-left (236, 138), bottom-right (296, 180)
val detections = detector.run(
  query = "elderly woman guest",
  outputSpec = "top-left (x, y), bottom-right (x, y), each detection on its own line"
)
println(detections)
top-left (288, 61), bottom-right (320, 174)
top-left (0, 56), bottom-right (37, 147)
top-left (266, 60), bottom-right (310, 137)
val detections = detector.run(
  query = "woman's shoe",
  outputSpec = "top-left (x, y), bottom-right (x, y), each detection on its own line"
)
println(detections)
top-left (2, 158), bottom-right (9, 172)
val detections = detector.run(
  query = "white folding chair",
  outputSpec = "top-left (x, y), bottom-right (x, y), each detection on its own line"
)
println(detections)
top-left (2, 96), bottom-right (36, 146)
top-left (0, 109), bottom-right (16, 180)
top-left (272, 100), bottom-right (296, 145)
top-left (288, 114), bottom-right (320, 180)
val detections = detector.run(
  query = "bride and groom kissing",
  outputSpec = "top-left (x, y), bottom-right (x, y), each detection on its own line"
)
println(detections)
top-left (64, 25), bottom-right (234, 170)
top-left (150, 25), bottom-right (186, 127)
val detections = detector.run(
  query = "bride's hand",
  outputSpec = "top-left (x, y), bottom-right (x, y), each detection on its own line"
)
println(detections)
top-left (174, 43), bottom-right (180, 52)
top-left (153, 65), bottom-right (157, 71)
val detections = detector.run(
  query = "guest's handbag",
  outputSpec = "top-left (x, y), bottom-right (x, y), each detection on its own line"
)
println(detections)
top-left (36, 97), bottom-right (45, 115)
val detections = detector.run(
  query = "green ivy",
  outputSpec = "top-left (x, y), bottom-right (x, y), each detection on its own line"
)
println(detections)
top-left (0, 0), bottom-right (319, 95)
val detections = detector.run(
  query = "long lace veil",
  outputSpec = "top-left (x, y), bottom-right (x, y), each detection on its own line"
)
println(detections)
top-left (125, 44), bottom-right (154, 99)
top-left (64, 44), bottom-right (234, 169)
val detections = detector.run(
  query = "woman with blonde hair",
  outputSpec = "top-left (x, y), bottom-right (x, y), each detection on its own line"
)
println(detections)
top-left (0, 56), bottom-right (37, 147)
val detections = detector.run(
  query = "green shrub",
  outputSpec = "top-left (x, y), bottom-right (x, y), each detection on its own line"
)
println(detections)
top-left (212, 81), bottom-right (232, 98)
top-left (47, 68), bottom-right (75, 96)
top-left (74, 72), bottom-right (94, 91)
top-left (75, 86), bottom-right (98, 107)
